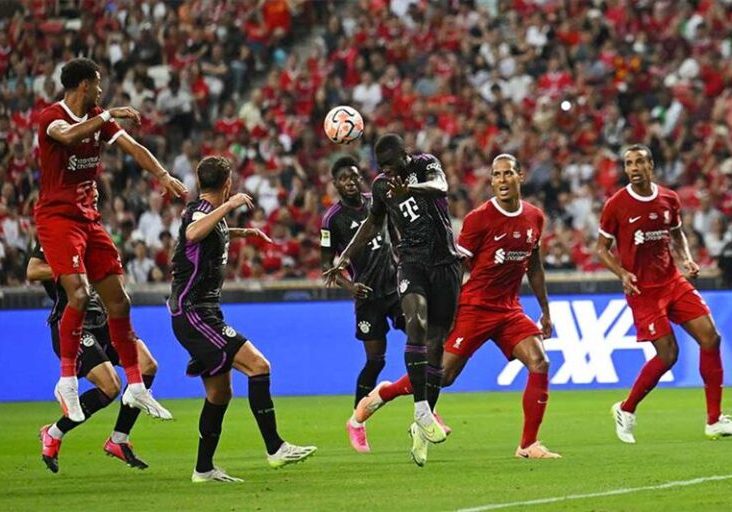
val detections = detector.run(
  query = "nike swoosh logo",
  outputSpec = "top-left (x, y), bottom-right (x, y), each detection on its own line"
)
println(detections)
top-left (494, 234), bottom-right (507, 240)
top-left (629, 216), bottom-right (641, 223)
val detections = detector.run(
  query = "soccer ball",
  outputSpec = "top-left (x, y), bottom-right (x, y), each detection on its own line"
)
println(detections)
top-left (323, 105), bottom-right (364, 144)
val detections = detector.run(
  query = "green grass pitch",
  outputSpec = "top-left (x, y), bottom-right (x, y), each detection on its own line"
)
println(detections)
top-left (1, 388), bottom-right (730, 511)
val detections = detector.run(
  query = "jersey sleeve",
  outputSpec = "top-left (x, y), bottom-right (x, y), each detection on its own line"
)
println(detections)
top-left (535, 209), bottom-right (546, 248)
top-left (101, 118), bottom-right (125, 144)
top-left (598, 198), bottom-right (618, 241)
top-left (420, 154), bottom-right (448, 193)
top-left (320, 207), bottom-right (337, 249)
top-left (457, 208), bottom-right (485, 258)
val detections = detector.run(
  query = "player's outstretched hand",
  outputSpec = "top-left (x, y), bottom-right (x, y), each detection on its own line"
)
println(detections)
top-left (682, 259), bottom-right (700, 279)
top-left (620, 270), bottom-right (640, 296)
top-left (159, 173), bottom-right (188, 198)
top-left (109, 106), bottom-right (141, 125)
top-left (323, 258), bottom-right (348, 287)
top-left (351, 282), bottom-right (373, 300)
top-left (230, 228), bottom-right (273, 243)
top-left (539, 313), bottom-right (552, 339)
top-left (387, 176), bottom-right (409, 199)
top-left (227, 193), bottom-right (254, 210)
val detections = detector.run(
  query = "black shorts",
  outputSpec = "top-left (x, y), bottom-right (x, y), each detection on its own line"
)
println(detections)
top-left (51, 323), bottom-right (119, 377)
top-left (355, 292), bottom-right (405, 341)
top-left (397, 260), bottom-right (463, 331)
top-left (172, 308), bottom-right (248, 378)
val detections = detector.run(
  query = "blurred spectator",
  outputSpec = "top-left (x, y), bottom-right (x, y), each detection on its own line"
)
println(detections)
top-left (126, 240), bottom-right (157, 284)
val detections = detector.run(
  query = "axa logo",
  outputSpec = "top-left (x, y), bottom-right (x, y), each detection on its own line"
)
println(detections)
top-left (497, 299), bottom-right (674, 386)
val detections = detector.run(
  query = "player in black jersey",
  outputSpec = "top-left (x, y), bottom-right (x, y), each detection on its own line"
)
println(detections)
top-left (324, 133), bottom-right (463, 466)
top-left (321, 155), bottom-right (404, 453)
top-left (169, 156), bottom-right (316, 483)
top-left (28, 243), bottom-right (157, 473)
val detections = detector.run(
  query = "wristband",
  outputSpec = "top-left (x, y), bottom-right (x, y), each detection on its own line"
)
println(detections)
top-left (100, 111), bottom-right (111, 122)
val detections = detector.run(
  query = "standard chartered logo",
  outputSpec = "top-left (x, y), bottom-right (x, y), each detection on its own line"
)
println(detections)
top-left (634, 229), bottom-right (667, 246)
top-left (634, 229), bottom-right (644, 245)
top-left (497, 299), bottom-right (674, 386)
top-left (494, 248), bottom-right (505, 264)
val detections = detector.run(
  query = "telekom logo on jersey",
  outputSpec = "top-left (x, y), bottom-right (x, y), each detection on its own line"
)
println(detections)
top-left (497, 299), bottom-right (674, 386)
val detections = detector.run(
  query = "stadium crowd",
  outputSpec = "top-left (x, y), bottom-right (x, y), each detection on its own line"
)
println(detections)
top-left (1, 0), bottom-right (732, 286)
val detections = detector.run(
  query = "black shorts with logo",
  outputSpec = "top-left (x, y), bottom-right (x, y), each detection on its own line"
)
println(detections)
top-left (355, 292), bottom-right (405, 341)
top-left (171, 307), bottom-right (248, 378)
top-left (51, 323), bottom-right (119, 377)
top-left (396, 260), bottom-right (463, 331)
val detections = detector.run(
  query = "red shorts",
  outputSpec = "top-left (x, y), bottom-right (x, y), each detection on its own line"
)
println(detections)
top-left (626, 276), bottom-right (710, 341)
top-left (36, 216), bottom-right (123, 282)
top-left (444, 304), bottom-right (542, 360)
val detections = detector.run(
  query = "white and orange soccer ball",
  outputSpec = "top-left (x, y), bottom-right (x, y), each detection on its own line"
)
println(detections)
top-left (323, 105), bottom-right (364, 144)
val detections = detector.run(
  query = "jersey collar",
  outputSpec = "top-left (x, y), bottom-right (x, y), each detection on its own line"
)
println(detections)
top-left (59, 100), bottom-right (88, 122)
top-left (625, 183), bottom-right (658, 202)
top-left (490, 197), bottom-right (523, 217)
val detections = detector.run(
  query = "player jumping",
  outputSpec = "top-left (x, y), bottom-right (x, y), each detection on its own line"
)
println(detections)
top-left (169, 156), bottom-right (316, 483)
top-left (35, 58), bottom-right (185, 422)
top-left (320, 156), bottom-right (404, 453)
top-left (354, 154), bottom-right (560, 461)
top-left (324, 134), bottom-right (463, 466)
top-left (597, 144), bottom-right (732, 443)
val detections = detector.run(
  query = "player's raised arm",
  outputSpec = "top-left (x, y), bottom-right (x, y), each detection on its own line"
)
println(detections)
top-left (115, 133), bottom-right (188, 198)
top-left (407, 159), bottom-right (448, 196)
top-left (320, 229), bottom-right (372, 298)
top-left (186, 193), bottom-right (254, 243)
top-left (526, 247), bottom-right (552, 338)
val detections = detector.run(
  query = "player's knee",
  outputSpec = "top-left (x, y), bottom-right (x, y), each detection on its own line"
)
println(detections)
top-left (365, 356), bottom-right (385, 373)
top-left (700, 331), bottom-right (721, 351)
top-left (68, 285), bottom-right (90, 311)
top-left (526, 354), bottom-right (550, 374)
top-left (208, 386), bottom-right (232, 405)
top-left (659, 346), bottom-right (679, 367)
top-left (99, 374), bottom-right (121, 399)
top-left (106, 291), bottom-right (131, 317)
top-left (251, 355), bottom-right (271, 376)
top-left (405, 315), bottom-right (427, 341)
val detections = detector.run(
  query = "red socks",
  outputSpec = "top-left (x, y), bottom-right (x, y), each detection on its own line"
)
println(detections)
top-left (378, 374), bottom-right (413, 402)
top-left (107, 317), bottom-right (142, 384)
top-left (59, 306), bottom-right (85, 377)
top-left (622, 356), bottom-right (669, 413)
top-left (521, 372), bottom-right (549, 448)
top-left (700, 347), bottom-right (723, 425)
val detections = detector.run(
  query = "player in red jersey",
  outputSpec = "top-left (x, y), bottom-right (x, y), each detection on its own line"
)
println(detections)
top-left (355, 154), bottom-right (560, 461)
top-left (35, 58), bottom-right (186, 423)
top-left (597, 144), bottom-right (731, 443)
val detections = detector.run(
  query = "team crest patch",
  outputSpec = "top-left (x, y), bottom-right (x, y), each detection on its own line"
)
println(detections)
top-left (399, 279), bottom-right (410, 294)
top-left (223, 326), bottom-right (237, 338)
top-left (407, 173), bottom-right (418, 185)
top-left (81, 333), bottom-right (95, 347)
top-left (358, 321), bottom-right (371, 334)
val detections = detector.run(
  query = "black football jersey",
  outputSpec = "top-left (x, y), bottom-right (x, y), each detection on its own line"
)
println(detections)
top-left (168, 199), bottom-right (229, 313)
top-left (321, 193), bottom-right (397, 299)
top-left (371, 153), bottom-right (460, 266)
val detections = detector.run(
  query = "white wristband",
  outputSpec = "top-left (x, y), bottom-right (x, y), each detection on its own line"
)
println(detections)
top-left (100, 110), bottom-right (111, 122)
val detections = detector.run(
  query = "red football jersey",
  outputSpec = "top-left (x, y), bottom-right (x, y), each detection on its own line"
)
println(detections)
top-left (458, 198), bottom-right (545, 310)
top-left (35, 101), bottom-right (124, 222)
top-left (599, 183), bottom-right (682, 288)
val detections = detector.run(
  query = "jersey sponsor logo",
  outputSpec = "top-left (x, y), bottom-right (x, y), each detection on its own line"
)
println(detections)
top-left (494, 248), bottom-right (531, 265)
top-left (358, 321), bottom-right (371, 334)
top-left (633, 228), bottom-right (668, 245)
top-left (497, 299), bottom-right (675, 386)
top-left (493, 233), bottom-right (507, 241)
top-left (81, 333), bottom-right (96, 347)
top-left (320, 229), bottom-right (331, 248)
top-left (453, 336), bottom-right (464, 349)
top-left (399, 279), bottom-right (410, 294)
top-left (398, 197), bottom-right (421, 222)
top-left (629, 216), bottom-right (641, 223)
top-left (67, 154), bottom-right (100, 172)
top-left (223, 326), bottom-right (236, 338)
